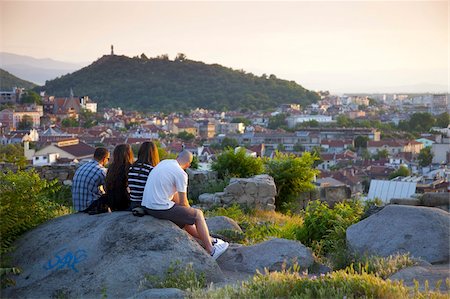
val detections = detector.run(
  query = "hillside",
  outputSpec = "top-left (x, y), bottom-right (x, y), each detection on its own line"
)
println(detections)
top-left (39, 55), bottom-right (319, 111)
top-left (0, 68), bottom-right (37, 90)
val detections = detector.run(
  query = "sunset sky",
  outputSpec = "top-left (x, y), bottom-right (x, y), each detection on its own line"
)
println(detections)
top-left (1, 1), bottom-right (448, 93)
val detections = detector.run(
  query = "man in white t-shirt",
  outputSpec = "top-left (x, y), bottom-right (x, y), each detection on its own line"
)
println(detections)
top-left (141, 150), bottom-right (229, 259)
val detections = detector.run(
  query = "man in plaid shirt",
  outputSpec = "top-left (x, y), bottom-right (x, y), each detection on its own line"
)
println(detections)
top-left (72, 148), bottom-right (110, 212)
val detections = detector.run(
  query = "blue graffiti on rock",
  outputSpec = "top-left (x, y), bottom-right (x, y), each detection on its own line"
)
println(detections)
top-left (43, 248), bottom-right (87, 272)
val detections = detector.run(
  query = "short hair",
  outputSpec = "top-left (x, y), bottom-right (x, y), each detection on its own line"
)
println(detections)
top-left (177, 150), bottom-right (193, 165)
top-left (93, 147), bottom-right (109, 161)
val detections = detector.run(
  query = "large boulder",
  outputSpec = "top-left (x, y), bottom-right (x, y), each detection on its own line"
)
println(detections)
top-left (206, 216), bottom-right (243, 234)
top-left (4, 212), bottom-right (223, 299)
top-left (217, 238), bottom-right (314, 273)
top-left (347, 205), bottom-right (450, 264)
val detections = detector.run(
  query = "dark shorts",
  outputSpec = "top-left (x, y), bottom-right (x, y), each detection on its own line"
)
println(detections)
top-left (143, 204), bottom-right (198, 228)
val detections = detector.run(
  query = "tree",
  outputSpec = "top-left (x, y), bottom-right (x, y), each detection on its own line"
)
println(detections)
top-left (354, 136), bottom-right (369, 149)
top-left (336, 115), bottom-right (352, 127)
top-left (20, 90), bottom-right (41, 104)
top-left (264, 151), bottom-right (319, 212)
top-left (231, 117), bottom-right (251, 126)
top-left (0, 144), bottom-right (27, 169)
top-left (435, 112), bottom-right (449, 128)
top-left (17, 115), bottom-right (33, 130)
top-left (79, 109), bottom-right (97, 128)
top-left (176, 131), bottom-right (195, 142)
top-left (211, 148), bottom-right (264, 179)
top-left (389, 165), bottom-right (410, 179)
top-left (417, 147), bottom-right (433, 167)
top-left (61, 117), bottom-right (79, 127)
top-left (221, 137), bottom-right (238, 149)
top-left (268, 113), bottom-right (287, 130)
top-left (373, 149), bottom-right (389, 160)
top-left (175, 53), bottom-right (187, 62)
top-left (293, 143), bottom-right (305, 152)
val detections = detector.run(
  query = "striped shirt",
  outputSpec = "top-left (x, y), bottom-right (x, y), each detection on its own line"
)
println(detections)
top-left (128, 162), bottom-right (154, 202)
top-left (72, 160), bottom-right (107, 212)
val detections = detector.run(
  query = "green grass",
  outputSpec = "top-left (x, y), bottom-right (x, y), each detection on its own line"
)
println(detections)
top-left (190, 268), bottom-right (448, 299)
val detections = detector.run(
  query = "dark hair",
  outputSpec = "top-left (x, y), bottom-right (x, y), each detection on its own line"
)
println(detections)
top-left (136, 141), bottom-right (160, 167)
top-left (105, 144), bottom-right (134, 190)
top-left (93, 147), bottom-right (109, 161)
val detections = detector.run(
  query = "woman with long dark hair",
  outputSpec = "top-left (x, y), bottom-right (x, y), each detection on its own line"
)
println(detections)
top-left (128, 141), bottom-right (160, 209)
top-left (105, 143), bottom-right (134, 211)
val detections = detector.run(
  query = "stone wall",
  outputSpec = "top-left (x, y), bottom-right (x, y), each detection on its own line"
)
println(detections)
top-left (198, 174), bottom-right (277, 211)
top-left (27, 165), bottom-right (77, 185)
top-left (187, 169), bottom-right (219, 199)
top-left (391, 192), bottom-right (450, 212)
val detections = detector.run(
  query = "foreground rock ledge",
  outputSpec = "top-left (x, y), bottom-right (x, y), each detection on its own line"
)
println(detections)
top-left (4, 212), bottom-right (222, 299)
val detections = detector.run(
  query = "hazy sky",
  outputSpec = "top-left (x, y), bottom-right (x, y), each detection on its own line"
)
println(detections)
top-left (1, 1), bottom-right (448, 93)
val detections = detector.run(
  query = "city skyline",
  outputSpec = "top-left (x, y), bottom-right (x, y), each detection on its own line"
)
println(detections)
top-left (1, 1), bottom-right (448, 94)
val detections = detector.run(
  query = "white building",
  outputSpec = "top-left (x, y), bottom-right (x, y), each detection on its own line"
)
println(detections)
top-left (286, 115), bottom-right (333, 128)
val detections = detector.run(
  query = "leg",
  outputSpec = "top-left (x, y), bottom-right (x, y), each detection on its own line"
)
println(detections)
top-left (192, 209), bottom-right (213, 254)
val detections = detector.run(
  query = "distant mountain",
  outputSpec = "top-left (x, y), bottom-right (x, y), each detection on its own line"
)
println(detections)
top-left (0, 52), bottom-right (85, 85)
top-left (39, 54), bottom-right (319, 111)
top-left (0, 68), bottom-right (37, 90)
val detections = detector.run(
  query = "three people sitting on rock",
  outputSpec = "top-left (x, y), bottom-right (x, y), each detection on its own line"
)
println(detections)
top-left (72, 145), bottom-right (229, 259)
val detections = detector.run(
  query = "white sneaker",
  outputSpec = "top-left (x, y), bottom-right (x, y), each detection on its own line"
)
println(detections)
top-left (212, 237), bottom-right (225, 246)
top-left (211, 241), bottom-right (229, 260)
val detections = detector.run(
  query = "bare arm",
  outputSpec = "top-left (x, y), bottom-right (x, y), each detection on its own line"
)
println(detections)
top-left (173, 192), bottom-right (190, 207)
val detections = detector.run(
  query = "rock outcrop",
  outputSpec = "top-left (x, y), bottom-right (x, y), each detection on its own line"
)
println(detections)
top-left (4, 212), bottom-right (222, 299)
top-left (206, 216), bottom-right (243, 234)
top-left (389, 264), bottom-right (450, 292)
top-left (217, 238), bottom-right (314, 273)
top-left (347, 205), bottom-right (450, 264)
top-left (198, 174), bottom-right (277, 211)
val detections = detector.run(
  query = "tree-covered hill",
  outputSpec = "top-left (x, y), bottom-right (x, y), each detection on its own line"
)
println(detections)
top-left (0, 68), bottom-right (37, 90)
top-left (39, 54), bottom-right (319, 111)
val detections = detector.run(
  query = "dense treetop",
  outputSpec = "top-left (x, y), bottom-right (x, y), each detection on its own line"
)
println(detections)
top-left (0, 68), bottom-right (37, 90)
top-left (39, 54), bottom-right (319, 112)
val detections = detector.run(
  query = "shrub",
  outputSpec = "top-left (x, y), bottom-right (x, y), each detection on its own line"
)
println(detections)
top-left (211, 148), bottom-right (264, 179)
top-left (0, 169), bottom-right (70, 286)
top-left (296, 200), bottom-right (364, 261)
top-left (264, 151), bottom-right (319, 212)
top-left (191, 267), bottom-right (446, 299)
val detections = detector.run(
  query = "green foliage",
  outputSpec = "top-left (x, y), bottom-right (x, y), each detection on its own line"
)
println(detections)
top-left (177, 131), bottom-right (195, 142)
top-left (398, 112), bottom-right (436, 133)
top-left (142, 261), bottom-right (206, 291)
top-left (264, 151), bottom-right (319, 212)
top-left (190, 155), bottom-right (199, 170)
top-left (17, 115), bottom-right (33, 130)
top-left (349, 253), bottom-right (417, 280)
top-left (20, 90), bottom-right (41, 104)
top-left (231, 117), bottom-right (251, 126)
top-left (39, 55), bottom-right (319, 112)
top-left (61, 117), bottom-right (79, 128)
top-left (296, 200), bottom-right (364, 258)
top-left (220, 137), bottom-right (239, 150)
top-left (417, 147), bottom-right (433, 167)
top-left (388, 165), bottom-right (410, 179)
top-left (192, 267), bottom-right (443, 299)
top-left (435, 112), bottom-right (449, 128)
top-left (268, 113), bottom-right (288, 129)
top-left (211, 148), bottom-right (264, 179)
top-left (79, 109), bottom-right (98, 128)
top-left (206, 205), bottom-right (303, 245)
top-left (354, 135), bottom-right (369, 149)
top-left (0, 69), bottom-right (37, 90)
top-left (0, 143), bottom-right (27, 169)
top-left (0, 170), bottom-right (70, 286)
top-left (373, 149), bottom-right (389, 160)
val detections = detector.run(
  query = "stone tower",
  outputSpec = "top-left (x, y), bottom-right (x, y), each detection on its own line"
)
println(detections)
top-left (111, 45), bottom-right (114, 55)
